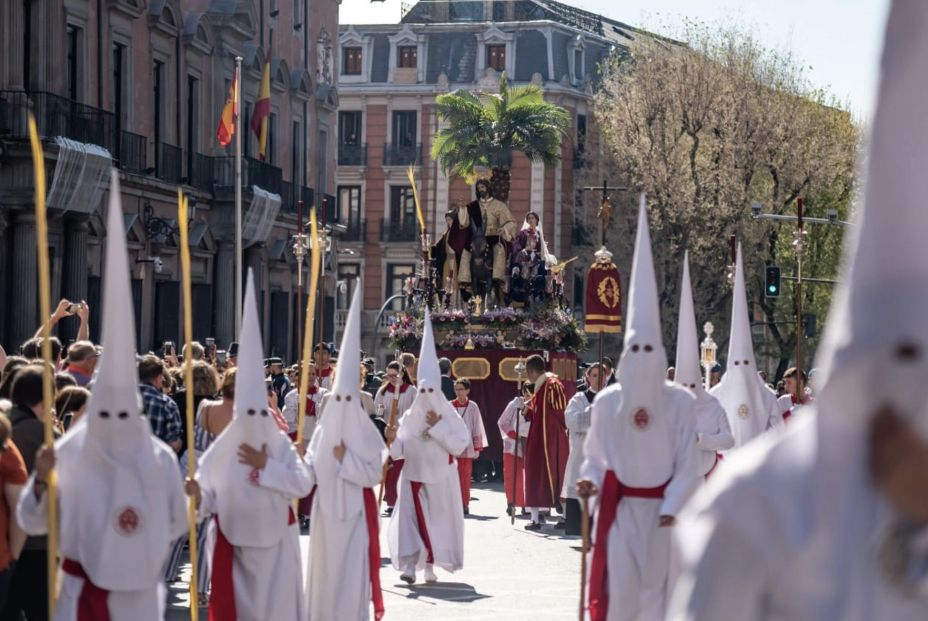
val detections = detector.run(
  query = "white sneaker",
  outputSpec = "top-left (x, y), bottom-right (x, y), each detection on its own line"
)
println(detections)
top-left (424, 564), bottom-right (438, 584)
top-left (400, 563), bottom-right (416, 584)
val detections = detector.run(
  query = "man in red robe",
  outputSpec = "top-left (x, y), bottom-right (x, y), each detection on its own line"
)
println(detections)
top-left (522, 354), bottom-right (569, 530)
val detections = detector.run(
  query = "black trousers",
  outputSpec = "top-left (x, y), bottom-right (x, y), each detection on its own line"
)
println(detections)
top-left (1, 549), bottom-right (48, 621)
top-left (565, 498), bottom-right (593, 537)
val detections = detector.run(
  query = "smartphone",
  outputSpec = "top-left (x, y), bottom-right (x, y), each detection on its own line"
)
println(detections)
top-left (206, 337), bottom-right (216, 348)
top-left (163, 341), bottom-right (175, 355)
top-left (67, 303), bottom-right (81, 314)
top-left (217, 350), bottom-right (227, 365)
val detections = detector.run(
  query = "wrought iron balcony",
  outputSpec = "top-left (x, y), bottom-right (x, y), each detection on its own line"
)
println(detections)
top-left (157, 143), bottom-right (183, 183)
top-left (338, 219), bottom-right (366, 242)
top-left (337, 142), bottom-right (367, 166)
top-left (117, 130), bottom-right (147, 173)
top-left (212, 156), bottom-right (283, 195)
top-left (189, 153), bottom-right (214, 191)
top-left (383, 143), bottom-right (421, 167)
top-left (0, 90), bottom-right (117, 153)
top-left (379, 217), bottom-right (419, 242)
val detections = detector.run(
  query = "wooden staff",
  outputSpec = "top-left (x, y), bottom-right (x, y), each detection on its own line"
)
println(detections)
top-left (579, 494), bottom-right (591, 621)
top-left (177, 190), bottom-right (199, 620)
top-left (296, 210), bottom-right (321, 451)
top-left (377, 394), bottom-right (400, 506)
top-left (28, 111), bottom-right (58, 619)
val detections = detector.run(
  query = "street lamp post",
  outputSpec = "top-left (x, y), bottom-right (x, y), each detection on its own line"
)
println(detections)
top-left (793, 198), bottom-right (807, 372)
top-left (292, 200), bottom-right (309, 361)
top-left (700, 322), bottom-right (718, 391)
top-left (750, 200), bottom-right (849, 372)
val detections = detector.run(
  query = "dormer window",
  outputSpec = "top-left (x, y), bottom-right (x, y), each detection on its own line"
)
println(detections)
top-left (343, 47), bottom-right (362, 75)
top-left (398, 46), bottom-right (417, 69)
top-left (487, 45), bottom-right (506, 71)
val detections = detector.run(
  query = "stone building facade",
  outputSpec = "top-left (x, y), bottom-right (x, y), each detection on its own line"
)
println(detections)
top-left (0, 0), bottom-right (340, 358)
top-left (336, 0), bottom-right (642, 364)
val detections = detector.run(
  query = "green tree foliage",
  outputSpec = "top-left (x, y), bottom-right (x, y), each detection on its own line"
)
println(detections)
top-left (432, 73), bottom-right (570, 200)
top-left (594, 23), bottom-right (859, 379)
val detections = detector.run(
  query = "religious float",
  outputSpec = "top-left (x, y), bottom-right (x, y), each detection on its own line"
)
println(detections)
top-left (383, 208), bottom-right (623, 463)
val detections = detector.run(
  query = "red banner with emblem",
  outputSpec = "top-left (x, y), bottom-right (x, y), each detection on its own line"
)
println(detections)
top-left (584, 260), bottom-right (622, 333)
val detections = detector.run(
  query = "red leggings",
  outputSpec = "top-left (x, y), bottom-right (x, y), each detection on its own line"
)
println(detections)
top-left (502, 453), bottom-right (525, 507)
top-left (457, 457), bottom-right (473, 507)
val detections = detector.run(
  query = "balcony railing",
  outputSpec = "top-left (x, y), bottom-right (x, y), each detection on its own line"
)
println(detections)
top-left (157, 143), bottom-right (183, 183)
top-left (189, 153), bottom-right (214, 191)
top-left (301, 186), bottom-right (315, 211)
top-left (337, 142), bottom-right (368, 166)
top-left (213, 156), bottom-right (283, 195)
top-left (0, 90), bottom-right (117, 153)
top-left (383, 143), bottom-right (421, 166)
top-left (280, 181), bottom-right (294, 210)
top-left (338, 219), bottom-right (366, 242)
top-left (379, 218), bottom-right (419, 242)
top-left (117, 130), bottom-right (147, 173)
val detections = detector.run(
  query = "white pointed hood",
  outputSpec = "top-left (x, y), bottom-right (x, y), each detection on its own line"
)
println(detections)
top-left (396, 308), bottom-right (468, 484)
top-left (310, 283), bottom-right (387, 519)
top-left (198, 270), bottom-right (294, 547)
top-left (814, 0), bottom-right (928, 449)
top-left (615, 195), bottom-right (668, 406)
top-left (674, 252), bottom-right (703, 394)
top-left (64, 170), bottom-right (173, 590)
top-left (602, 194), bottom-right (682, 488)
top-left (710, 244), bottom-right (778, 447)
top-left (404, 308), bottom-right (451, 421)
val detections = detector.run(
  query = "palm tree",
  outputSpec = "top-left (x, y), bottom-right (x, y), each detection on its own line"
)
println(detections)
top-left (432, 73), bottom-right (570, 202)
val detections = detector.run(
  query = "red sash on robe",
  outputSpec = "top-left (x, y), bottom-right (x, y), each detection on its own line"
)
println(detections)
top-left (409, 481), bottom-right (435, 564)
top-left (210, 509), bottom-right (297, 621)
top-left (62, 558), bottom-right (109, 621)
top-left (362, 488), bottom-right (386, 620)
top-left (588, 471), bottom-right (670, 621)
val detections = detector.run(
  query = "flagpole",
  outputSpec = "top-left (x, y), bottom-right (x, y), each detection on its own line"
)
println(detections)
top-left (234, 55), bottom-right (243, 339)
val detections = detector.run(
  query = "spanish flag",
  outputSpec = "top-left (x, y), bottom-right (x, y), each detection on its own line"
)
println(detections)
top-left (216, 67), bottom-right (238, 147)
top-left (250, 54), bottom-right (271, 161)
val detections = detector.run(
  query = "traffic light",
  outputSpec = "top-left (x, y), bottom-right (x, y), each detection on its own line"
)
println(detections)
top-left (765, 266), bottom-right (781, 297)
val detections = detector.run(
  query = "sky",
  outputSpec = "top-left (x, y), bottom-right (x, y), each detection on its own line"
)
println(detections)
top-left (339, 0), bottom-right (890, 119)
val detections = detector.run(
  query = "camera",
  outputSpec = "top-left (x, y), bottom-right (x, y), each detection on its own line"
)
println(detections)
top-left (67, 303), bottom-right (82, 314)
top-left (827, 208), bottom-right (838, 224)
top-left (750, 202), bottom-right (763, 218)
top-left (152, 257), bottom-right (164, 273)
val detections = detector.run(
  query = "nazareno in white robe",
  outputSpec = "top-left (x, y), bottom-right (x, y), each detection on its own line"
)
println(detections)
top-left (17, 427), bottom-right (188, 621)
top-left (197, 440), bottom-right (312, 621)
top-left (304, 281), bottom-right (390, 621)
top-left (671, 2), bottom-right (928, 618)
top-left (304, 429), bottom-right (386, 620)
top-left (387, 402), bottom-right (470, 572)
top-left (580, 384), bottom-right (699, 621)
